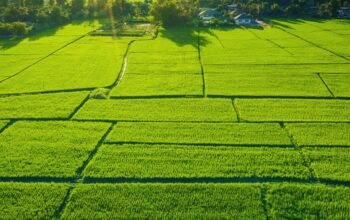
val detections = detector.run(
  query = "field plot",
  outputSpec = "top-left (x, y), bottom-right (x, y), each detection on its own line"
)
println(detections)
top-left (272, 19), bottom-right (350, 58)
top-left (237, 98), bottom-right (350, 122)
top-left (303, 147), bottom-right (350, 182)
top-left (267, 184), bottom-right (350, 219)
top-left (206, 72), bottom-right (330, 97)
top-left (110, 27), bottom-right (203, 97)
top-left (62, 183), bottom-right (265, 219)
top-left (0, 21), bottom-right (99, 55)
top-left (75, 98), bottom-right (235, 122)
top-left (0, 183), bottom-right (68, 219)
top-left (321, 73), bottom-right (350, 97)
top-left (0, 55), bottom-right (42, 81)
top-left (0, 121), bottom-right (110, 178)
top-left (84, 144), bottom-right (308, 179)
top-left (286, 123), bottom-right (350, 146)
top-left (0, 120), bottom-right (8, 130)
top-left (0, 36), bottom-right (131, 94)
top-left (0, 92), bottom-right (88, 119)
top-left (106, 122), bottom-right (290, 145)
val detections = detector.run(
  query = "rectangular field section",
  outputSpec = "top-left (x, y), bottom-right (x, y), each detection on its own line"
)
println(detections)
top-left (84, 144), bottom-right (309, 179)
top-left (0, 183), bottom-right (68, 219)
top-left (303, 147), bottom-right (350, 182)
top-left (75, 98), bottom-right (235, 122)
top-left (0, 92), bottom-right (88, 119)
top-left (0, 121), bottom-right (110, 178)
top-left (286, 123), bottom-right (350, 146)
top-left (105, 122), bottom-right (291, 145)
top-left (267, 183), bottom-right (350, 219)
top-left (62, 183), bottom-right (265, 219)
top-left (237, 98), bottom-right (350, 122)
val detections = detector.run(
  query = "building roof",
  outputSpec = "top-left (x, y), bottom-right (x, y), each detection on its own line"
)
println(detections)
top-left (199, 8), bottom-right (220, 17)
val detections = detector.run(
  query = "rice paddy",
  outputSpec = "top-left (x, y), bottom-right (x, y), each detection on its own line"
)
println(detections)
top-left (0, 19), bottom-right (349, 218)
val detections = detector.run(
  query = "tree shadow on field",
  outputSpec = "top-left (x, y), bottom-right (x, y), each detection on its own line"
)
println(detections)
top-left (0, 19), bottom-right (98, 50)
top-left (159, 25), bottom-right (236, 50)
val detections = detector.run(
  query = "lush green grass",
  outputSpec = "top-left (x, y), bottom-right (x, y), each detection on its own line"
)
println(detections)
top-left (286, 123), bottom-right (350, 146)
top-left (304, 147), bottom-right (350, 181)
top-left (0, 37), bottom-right (131, 94)
top-left (321, 74), bottom-right (350, 97)
top-left (206, 72), bottom-right (330, 97)
top-left (110, 72), bottom-right (203, 97)
top-left (267, 183), bottom-right (350, 219)
top-left (0, 55), bottom-right (42, 80)
top-left (62, 183), bottom-right (265, 219)
top-left (84, 144), bottom-right (309, 179)
top-left (272, 19), bottom-right (350, 57)
top-left (0, 121), bottom-right (110, 178)
top-left (237, 98), bottom-right (350, 122)
top-left (110, 27), bottom-right (202, 97)
top-left (0, 120), bottom-right (8, 130)
top-left (75, 99), bottom-right (235, 122)
top-left (0, 92), bottom-right (88, 119)
top-left (0, 183), bottom-right (68, 219)
top-left (204, 64), bottom-right (350, 75)
top-left (105, 122), bottom-right (291, 145)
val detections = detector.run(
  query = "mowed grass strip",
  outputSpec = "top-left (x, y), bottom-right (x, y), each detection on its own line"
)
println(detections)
top-left (0, 92), bottom-right (88, 119)
top-left (61, 183), bottom-right (265, 219)
top-left (0, 183), bottom-right (69, 219)
top-left (106, 122), bottom-right (291, 145)
top-left (267, 183), bottom-right (350, 219)
top-left (286, 123), bottom-right (350, 146)
top-left (303, 147), bottom-right (350, 182)
top-left (75, 99), bottom-right (235, 122)
top-left (321, 74), bottom-right (350, 97)
top-left (84, 144), bottom-right (309, 179)
top-left (206, 73), bottom-right (330, 97)
top-left (237, 98), bottom-right (350, 122)
top-left (0, 121), bottom-right (110, 178)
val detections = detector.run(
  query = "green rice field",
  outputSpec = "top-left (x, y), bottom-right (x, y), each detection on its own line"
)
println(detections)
top-left (0, 19), bottom-right (349, 218)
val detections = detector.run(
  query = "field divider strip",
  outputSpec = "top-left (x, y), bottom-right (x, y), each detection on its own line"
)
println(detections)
top-left (67, 93), bottom-right (91, 120)
top-left (1, 177), bottom-right (350, 187)
top-left (0, 88), bottom-right (94, 98)
top-left (53, 184), bottom-right (75, 219)
top-left (207, 95), bottom-right (346, 100)
top-left (279, 122), bottom-right (318, 183)
top-left (0, 34), bottom-right (89, 84)
top-left (75, 122), bottom-right (116, 180)
top-left (106, 25), bottom-right (160, 91)
top-left (103, 141), bottom-right (293, 148)
top-left (260, 185), bottom-right (271, 220)
top-left (231, 98), bottom-right (242, 122)
top-left (205, 62), bottom-right (350, 66)
top-left (0, 119), bottom-right (16, 135)
top-left (1, 118), bottom-right (350, 124)
top-left (265, 38), bottom-right (293, 55)
top-left (197, 29), bottom-right (206, 97)
top-left (274, 26), bottom-right (350, 62)
top-left (316, 73), bottom-right (335, 98)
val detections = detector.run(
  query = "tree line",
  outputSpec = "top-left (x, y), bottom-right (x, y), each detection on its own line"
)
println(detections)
top-left (0, 0), bottom-right (349, 36)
